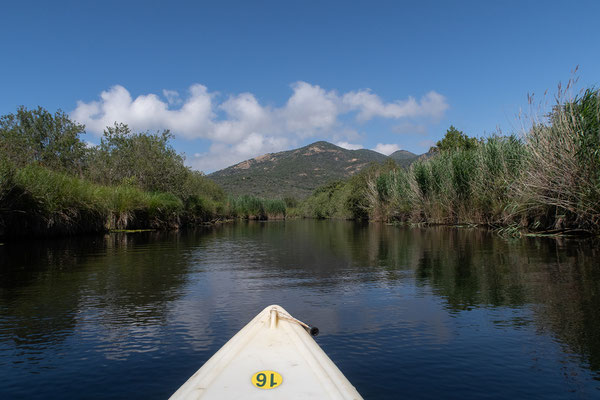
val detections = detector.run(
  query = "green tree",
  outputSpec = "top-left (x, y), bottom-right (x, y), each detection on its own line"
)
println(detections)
top-left (86, 123), bottom-right (190, 196)
top-left (430, 126), bottom-right (479, 153)
top-left (0, 106), bottom-right (87, 174)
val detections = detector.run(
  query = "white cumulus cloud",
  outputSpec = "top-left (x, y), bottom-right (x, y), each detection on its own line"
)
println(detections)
top-left (189, 136), bottom-right (294, 173)
top-left (373, 143), bottom-right (401, 155)
top-left (335, 141), bottom-right (364, 150)
top-left (342, 90), bottom-right (448, 122)
top-left (162, 89), bottom-right (182, 106)
top-left (71, 84), bottom-right (216, 139)
top-left (71, 82), bottom-right (448, 171)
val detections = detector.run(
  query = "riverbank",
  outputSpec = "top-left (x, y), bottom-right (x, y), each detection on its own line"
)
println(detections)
top-left (296, 87), bottom-right (600, 236)
top-left (2, 86), bottom-right (598, 239)
top-left (0, 108), bottom-right (288, 239)
top-left (0, 163), bottom-right (287, 239)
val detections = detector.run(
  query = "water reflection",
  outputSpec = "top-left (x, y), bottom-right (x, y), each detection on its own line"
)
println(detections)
top-left (0, 221), bottom-right (599, 399)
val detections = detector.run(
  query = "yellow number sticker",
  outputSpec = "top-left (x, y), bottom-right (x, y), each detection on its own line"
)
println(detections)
top-left (251, 370), bottom-right (282, 389)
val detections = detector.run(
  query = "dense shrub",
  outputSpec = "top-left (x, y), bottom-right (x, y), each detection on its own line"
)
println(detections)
top-left (86, 123), bottom-right (190, 195)
top-left (0, 106), bottom-right (87, 174)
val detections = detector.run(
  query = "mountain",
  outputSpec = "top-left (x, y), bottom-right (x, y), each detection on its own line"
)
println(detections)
top-left (208, 141), bottom-right (418, 199)
top-left (388, 150), bottom-right (419, 167)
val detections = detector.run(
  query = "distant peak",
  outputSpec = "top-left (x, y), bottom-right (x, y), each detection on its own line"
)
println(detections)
top-left (389, 149), bottom-right (417, 159)
top-left (305, 140), bottom-right (336, 148)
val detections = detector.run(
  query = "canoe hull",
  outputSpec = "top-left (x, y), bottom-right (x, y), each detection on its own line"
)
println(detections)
top-left (170, 305), bottom-right (362, 399)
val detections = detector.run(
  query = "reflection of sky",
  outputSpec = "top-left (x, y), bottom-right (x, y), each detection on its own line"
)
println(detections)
top-left (1, 222), bottom-right (599, 399)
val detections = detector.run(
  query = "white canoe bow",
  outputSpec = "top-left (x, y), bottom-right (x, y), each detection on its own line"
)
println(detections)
top-left (170, 305), bottom-right (363, 399)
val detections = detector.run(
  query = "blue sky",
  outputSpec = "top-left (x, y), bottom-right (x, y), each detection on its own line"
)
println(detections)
top-left (2, 0), bottom-right (599, 172)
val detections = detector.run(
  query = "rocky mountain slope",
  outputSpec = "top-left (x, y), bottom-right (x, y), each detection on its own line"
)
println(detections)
top-left (208, 141), bottom-right (421, 198)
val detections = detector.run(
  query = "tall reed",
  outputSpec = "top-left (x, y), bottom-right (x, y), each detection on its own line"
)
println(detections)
top-left (514, 86), bottom-right (600, 231)
top-left (227, 195), bottom-right (287, 219)
top-left (362, 135), bottom-right (526, 225)
top-left (311, 85), bottom-right (600, 234)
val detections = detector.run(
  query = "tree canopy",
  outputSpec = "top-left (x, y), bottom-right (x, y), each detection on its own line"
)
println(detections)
top-left (86, 123), bottom-right (190, 195)
top-left (430, 126), bottom-right (479, 153)
top-left (0, 106), bottom-right (87, 174)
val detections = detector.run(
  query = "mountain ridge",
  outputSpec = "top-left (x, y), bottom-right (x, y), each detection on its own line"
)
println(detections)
top-left (208, 141), bottom-right (424, 198)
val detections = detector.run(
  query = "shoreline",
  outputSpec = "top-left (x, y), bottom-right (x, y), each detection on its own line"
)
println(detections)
top-left (3, 215), bottom-right (596, 241)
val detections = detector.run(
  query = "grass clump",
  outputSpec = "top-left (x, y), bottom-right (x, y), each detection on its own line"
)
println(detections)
top-left (227, 195), bottom-right (286, 219)
top-left (0, 164), bottom-right (186, 236)
top-left (362, 135), bottom-right (525, 225)
top-left (514, 86), bottom-right (600, 232)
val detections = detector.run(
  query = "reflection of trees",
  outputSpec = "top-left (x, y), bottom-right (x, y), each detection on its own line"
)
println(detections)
top-left (0, 231), bottom-right (197, 352)
top-left (413, 228), bottom-right (531, 309)
top-left (206, 220), bottom-right (421, 284)
top-left (0, 237), bottom-right (95, 350)
top-left (205, 221), bottom-right (600, 374)
top-left (94, 232), bottom-right (193, 321)
top-left (527, 239), bottom-right (600, 371)
top-left (379, 228), bottom-right (600, 374)
top-left (1, 221), bottom-right (598, 375)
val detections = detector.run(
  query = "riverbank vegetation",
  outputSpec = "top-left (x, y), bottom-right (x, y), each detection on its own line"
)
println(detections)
top-left (2, 83), bottom-right (598, 238)
top-left (0, 107), bottom-right (284, 238)
top-left (228, 195), bottom-right (287, 220)
top-left (298, 86), bottom-right (600, 235)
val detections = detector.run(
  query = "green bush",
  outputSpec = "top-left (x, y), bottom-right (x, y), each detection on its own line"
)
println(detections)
top-left (86, 123), bottom-right (190, 196)
top-left (0, 106), bottom-right (87, 174)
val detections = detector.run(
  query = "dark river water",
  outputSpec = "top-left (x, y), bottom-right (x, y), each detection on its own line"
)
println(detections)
top-left (1, 220), bottom-right (599, 399)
